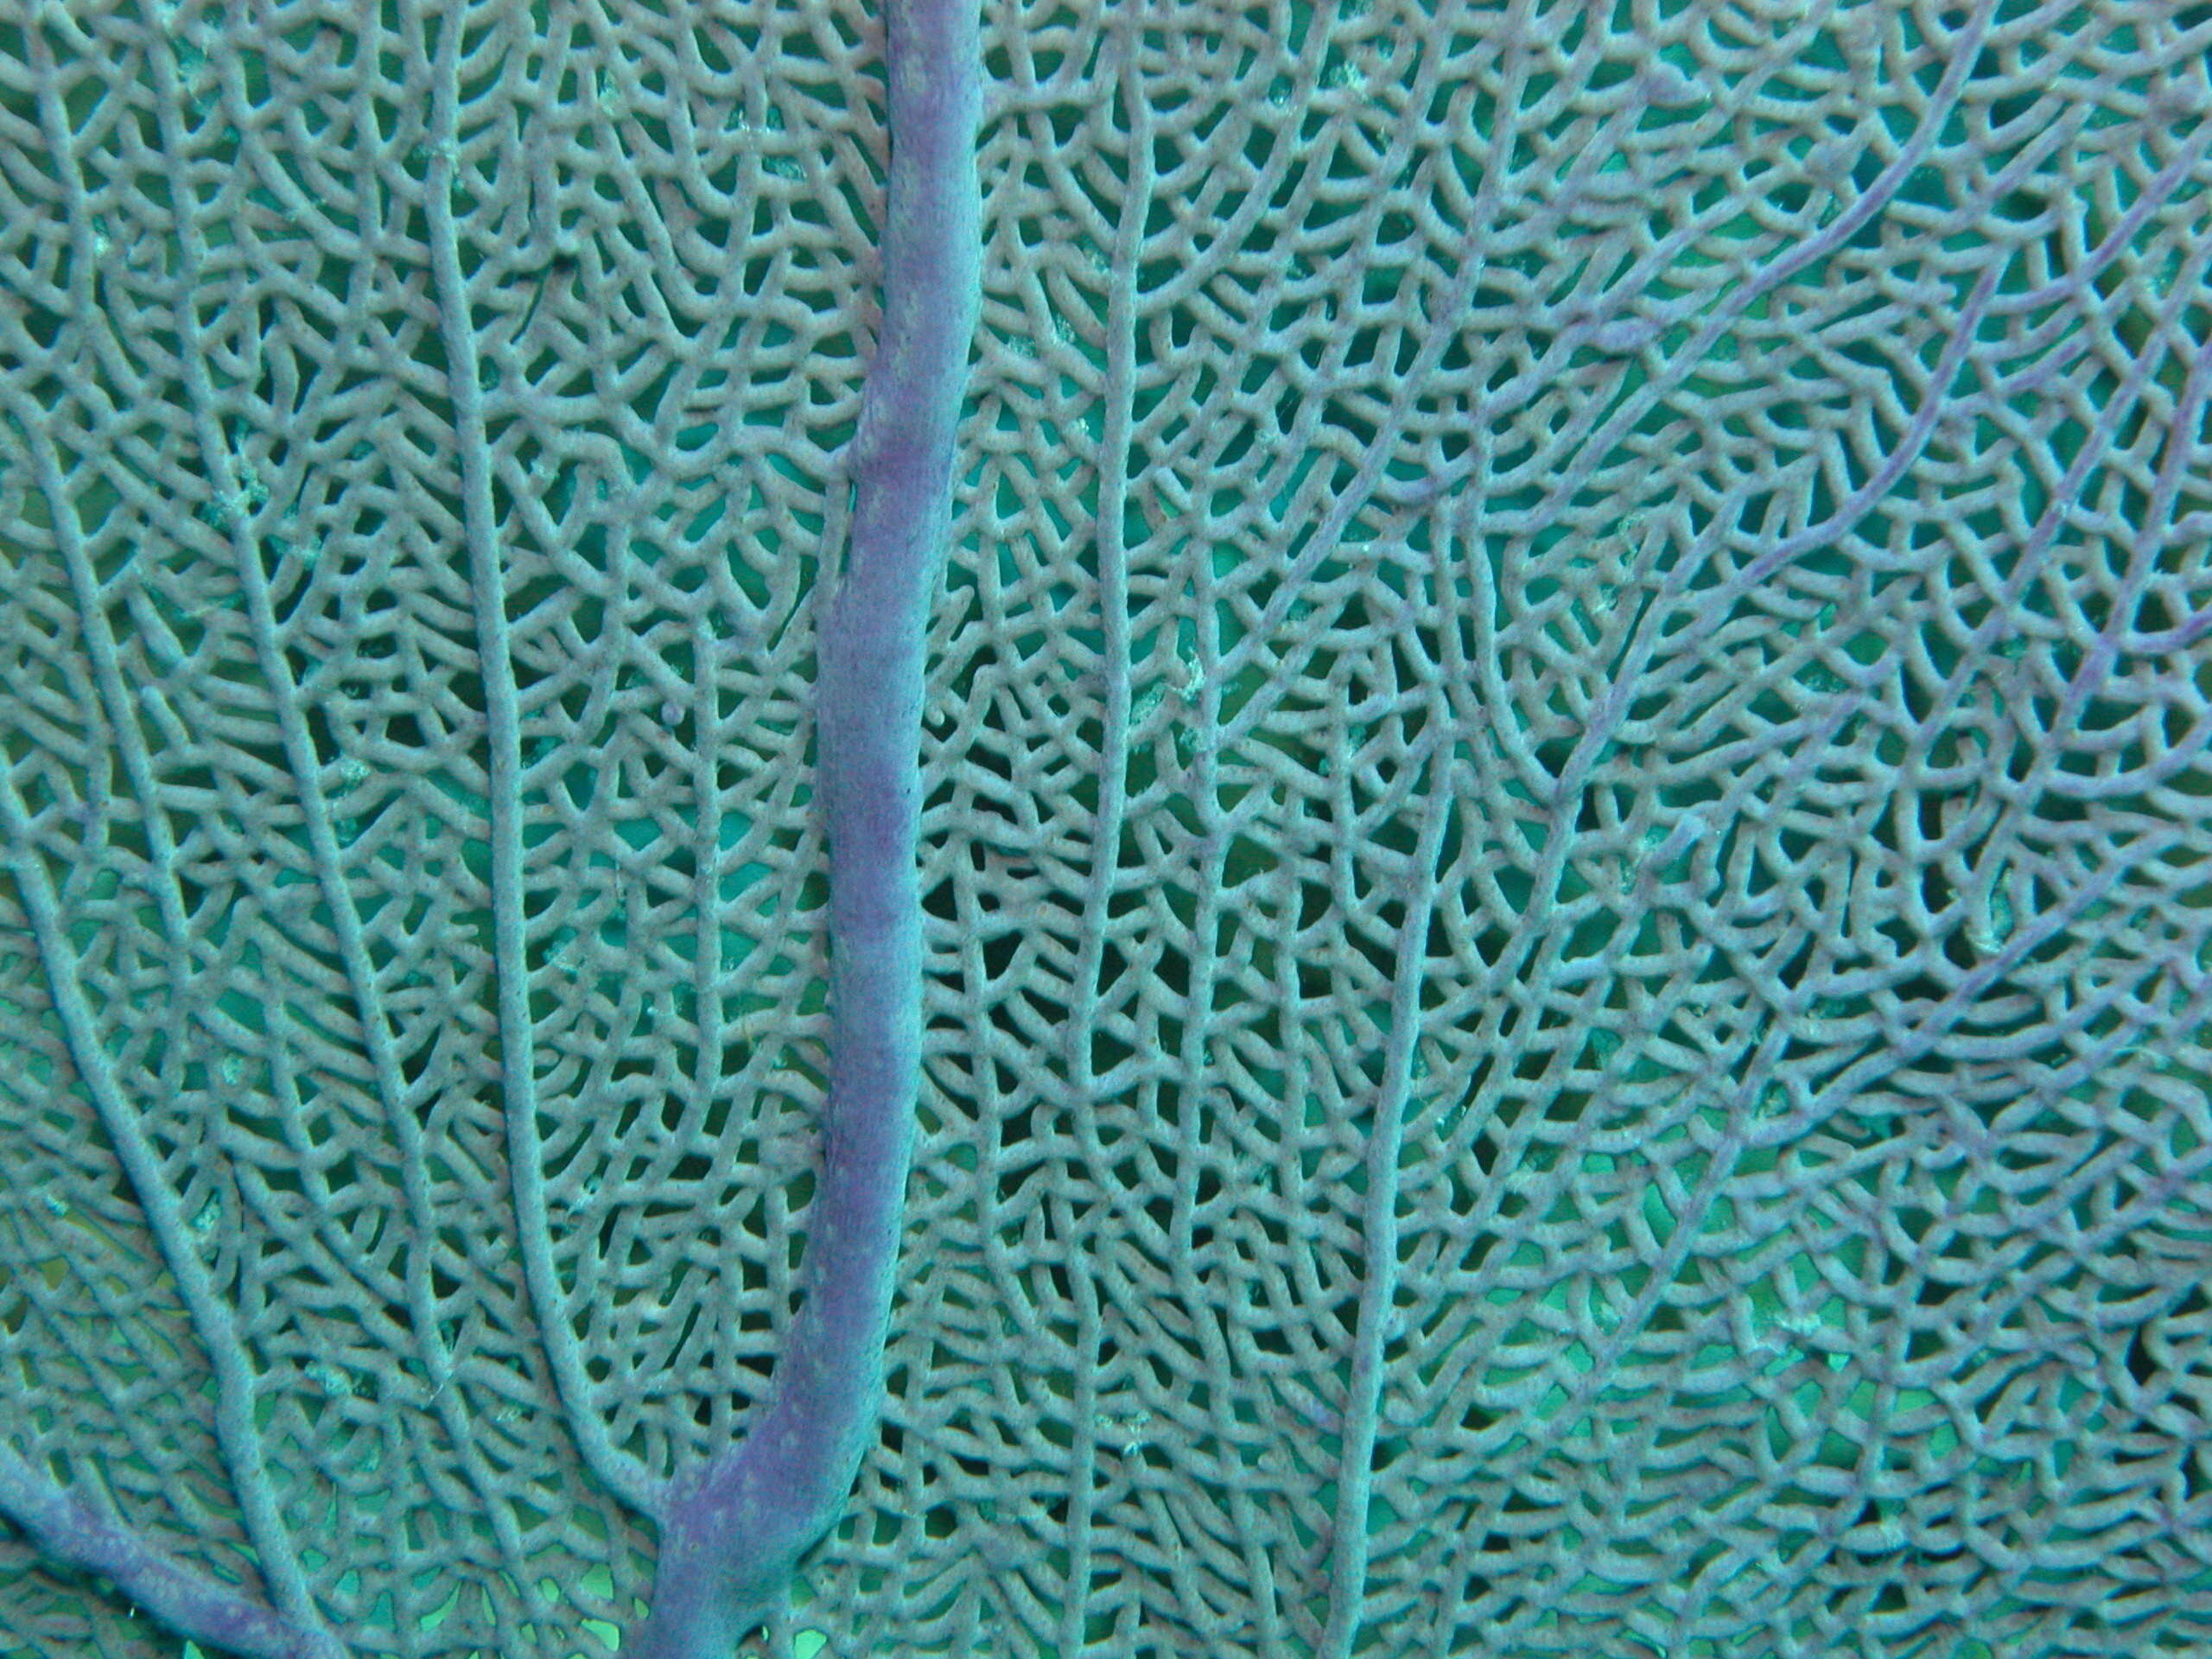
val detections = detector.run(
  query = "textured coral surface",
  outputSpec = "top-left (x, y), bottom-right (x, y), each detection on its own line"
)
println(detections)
top-left (3, 1), bottom-right (2211, 1656)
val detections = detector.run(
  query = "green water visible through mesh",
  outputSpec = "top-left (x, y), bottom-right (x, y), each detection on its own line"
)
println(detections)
top-left (4, 0), bottom-right (2212, 1655)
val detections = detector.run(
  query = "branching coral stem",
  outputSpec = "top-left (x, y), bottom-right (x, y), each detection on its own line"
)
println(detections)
top-left (0, 1444), bottom-right (343, 1659)
top-left (631, 1), bottom-right (982, 1653)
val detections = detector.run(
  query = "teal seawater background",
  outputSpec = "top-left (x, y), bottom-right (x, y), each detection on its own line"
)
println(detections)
top-left (1, 1), bottom-right (2210, 1656)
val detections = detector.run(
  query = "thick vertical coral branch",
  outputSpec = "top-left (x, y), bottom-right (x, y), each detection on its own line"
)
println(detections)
top-left (631, 1), bottom-right (982, 1654)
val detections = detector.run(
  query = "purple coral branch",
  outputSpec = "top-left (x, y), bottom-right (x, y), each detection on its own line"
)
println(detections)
top-left (0, 1446), bottom-right (341, 1659)
top-left (630, 1), bottom-right (982, 1653)
top-left (2, 0), bottom-right (978, 1649)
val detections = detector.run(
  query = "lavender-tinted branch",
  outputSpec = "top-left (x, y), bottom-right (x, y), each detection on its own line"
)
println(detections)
top-left (0, 1447), bottom-right (342, 1659)
top-left (630, 2), bottom-right (982, 1653)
